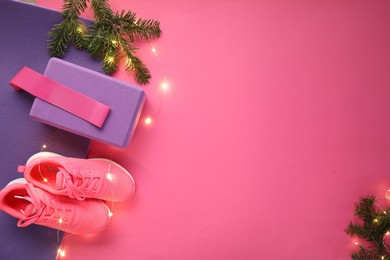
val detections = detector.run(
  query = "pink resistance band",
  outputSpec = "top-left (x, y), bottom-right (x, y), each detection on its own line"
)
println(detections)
top-left (9, 66), bottom-right (110, 128)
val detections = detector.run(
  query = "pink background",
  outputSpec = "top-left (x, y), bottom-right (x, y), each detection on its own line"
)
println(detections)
top-left (37, 0), bottom-right (390, 259)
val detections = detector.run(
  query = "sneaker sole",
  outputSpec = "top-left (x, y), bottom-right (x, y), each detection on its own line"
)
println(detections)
top-left (6, 178), bottom-right (28, 186)
top-left (26, 151), bottom-right (63, 164)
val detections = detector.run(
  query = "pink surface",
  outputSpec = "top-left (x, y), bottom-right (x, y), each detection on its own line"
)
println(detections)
top-left (37, 0), bottom-right (390, 259)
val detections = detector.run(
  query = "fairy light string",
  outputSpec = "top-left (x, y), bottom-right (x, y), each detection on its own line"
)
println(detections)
top-left (142, 41), bottom-right (169, 126)
top-left (34, 33), bottom-right (167, 257)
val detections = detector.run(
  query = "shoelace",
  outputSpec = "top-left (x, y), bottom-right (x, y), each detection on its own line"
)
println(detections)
top-left (17, 183), bottom-right (74, 227)
top-left (57, 167), bottom-right (102, 200)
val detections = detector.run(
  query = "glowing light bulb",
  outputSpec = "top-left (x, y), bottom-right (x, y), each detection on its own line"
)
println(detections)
top-left (374, 218), bottom-right (379, 223)
top-left (43, 178), bottom-right (48, 183)
top-left (58, 248), bottom-right (66, 257)
top-left (107, 56), bottom-right (114, 63)
top-left (161, 81), bottom-right (169, 92)
top-left (106, 173), bottom-right (113, 181)
top-left (42, 144), bottom-right (47, 149)
top-left (145, 117), bottom-right (152, 125)
top-left (382, 256), bottom-right (385, 260)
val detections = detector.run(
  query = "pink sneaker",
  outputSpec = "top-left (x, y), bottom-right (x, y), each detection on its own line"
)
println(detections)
top-left (0, 179), bottom-right (111, 235)
top-left (19, 152), bottom-right (135, 201)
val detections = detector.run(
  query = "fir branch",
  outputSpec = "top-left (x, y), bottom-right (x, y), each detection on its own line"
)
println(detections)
top-left (127, 18), bottom-right (161, 42)
top-left (62, 0), bottom-right (88, 17)
top-left (115, 9), bottom-right (136, 22)
top-left (128, 54), bottom-right (151, 85)
top-left (102, 50), bottom-right (120, 74)
top-left (48, 0), bottom-right (88, 56)
top-left (48, 20), bottom-right (71, 57)
top-left (48, 18), bottom-right (87, 56)
top-left (86, 22), bottom-right (116, 59)
top-left (91, 0), bottom-right (114, 22)
top-left (354, 196), bottom-right (376, 222)
top-left (120, 38), bottom-right (151, 84)
top-left (47, 0), bottom-right (161, 84)
top-left (346, 195), bottom-right (390, 259)
top-left (73, 21), bottom-right (88, 49)
top-left (115, 10), bottom-right (161, 42)
top-left (346, 222), bottom-right (366, 237)
top-left (351, 244), bottom-right (373, 260)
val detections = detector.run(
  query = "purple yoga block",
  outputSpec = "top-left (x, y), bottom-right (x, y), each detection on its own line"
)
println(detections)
top-left (30, 58), bottom-right (146, 147)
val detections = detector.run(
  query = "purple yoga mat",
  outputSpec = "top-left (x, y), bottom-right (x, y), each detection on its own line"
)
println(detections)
top-left (0, 0), bottom-right (102, 259)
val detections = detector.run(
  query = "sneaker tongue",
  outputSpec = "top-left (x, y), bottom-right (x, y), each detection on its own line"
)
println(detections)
top-left (14, 195), bottom-right (37, 216)
top-left (23, 202), bottom-right (37, 217)
top-left (56, 170), bottom-right (66, 190)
